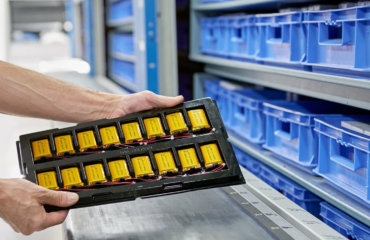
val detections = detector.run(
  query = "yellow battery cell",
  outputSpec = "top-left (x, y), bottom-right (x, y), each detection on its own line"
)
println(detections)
top-left (200, 143), bottom-right (224, 168)
top-left (37, 171), bottom-right (59, 190)
top-left (166, 112), bottom-right (189, 135)
top-left (61, 167), bottom-right (84, 189)
top-left (121, 122), bottom-right (144, 143)
top-left (131, 156), bottom-right (155, 178)
top-left (154, 151), bottom-right (178, 175)
top-left (108, 160), bottom-right (131, 181)
top-left (32, 139), bottom-right (53, 161)
top-left (177, 148), bottom-right (201, 172)
top-left (187, 109), bottom-right (211, 132)
top-left (143, 117), bottom-right (166, 139)
top-left (99, 126), bottom-right (121, 147)
top-left (54, 135), bottom-right (75, 156)
top-left (85, 164), bottom-right (107, 185)
top-left (77, 130), bottom-right (98, 152)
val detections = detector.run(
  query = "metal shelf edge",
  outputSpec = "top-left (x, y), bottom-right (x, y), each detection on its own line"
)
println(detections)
top-left (228, 133), bottom-right (370, 227)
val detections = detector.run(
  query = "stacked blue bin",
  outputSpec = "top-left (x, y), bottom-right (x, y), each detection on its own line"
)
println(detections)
top-left (109, 58), bottom-right (135, 84)
top-left (229, 15), bottom-right (258, 61)
top-left (314, 115), bottom-right (370, 205)
top-left (320, 202), bottom-right (370, 240)
top-left (107, 0), bottom-right (133, 23)
top-left (200, 18), bottom-right (218, 56)
top-left (255, 11), bottom-right (307, 67)
top-left (233, 145), bottom-right (261, 176)
top-left (303, 5), bottom-right (370, 76)
top-left (262, 101), bottom-right (353, 173)
top-left (109, 32), bottom-right (134, 56)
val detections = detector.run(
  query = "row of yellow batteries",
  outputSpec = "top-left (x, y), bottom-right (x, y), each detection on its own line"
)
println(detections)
top-left (37, 143), bottom-right (224, 190)
top-left (32, 109), bottom-right (211, 161)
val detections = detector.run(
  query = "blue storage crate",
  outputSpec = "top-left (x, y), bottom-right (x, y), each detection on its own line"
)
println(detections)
top-left (107, 0), bottom-right (133, 23)
top-left (263, 101), bottom-right (353, 173)
top-left (320, 202), bottom-right (370, 240)
top-left (229, 15), bottom-right (259, 60)
top-left (228, 89), bottom-right (285, 145)
top-left (200, 17), bottom-right (218, 55)
top-left (259, 164), bottom-right (322, 218)
top-left (303, 5), bottom-right (370, 76)
top-left (255, 11), bottom-right (307, 67)
top-left (109, 58), bottom-right (135, 84)
top-left (232, 145), bottom-right (262, 176)
top-left (204, 78), bottom-right (220, 102)
top-left (215, 16), bottom-right (232, 57)
top-left (314, 115), bottom-right (370, 204)
top-left (110, 32), bottom-right (134, 56)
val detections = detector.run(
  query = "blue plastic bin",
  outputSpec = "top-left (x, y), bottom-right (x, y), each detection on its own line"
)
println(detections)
top-left (200, 18), bottom-right (218, 55)
top-left (204, 79), bottom-right (220, 102)
top-left (232, 145), bottom-right (262, 176)
top-left (314, 115), bottom-right (370, 204)
top-left (255, 11), bottom-right (306, 67)
top-left (229, 15), bottom-right (258, 60)
top-left (215, 16), bottom-right (232, 57)
top-left (303, 5), bottom-right (370, 75)
top-left (228, 89), bottom-right (286, 145)
top-left (320, 202), bottom-right (370, 240)
top-left (109, 32), bottom-right (134, 56)
top-left (263, 101), bottom-right (353, 173)
top-left (259, 164), bottom-right (322, 218)
top-left (109, 58), bottom-right (135, 84)
top-left (107, 0), bottom-right (133, 23)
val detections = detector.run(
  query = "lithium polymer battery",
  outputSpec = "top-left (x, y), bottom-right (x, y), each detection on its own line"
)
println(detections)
top-left (154, 151), bottom-right (178, 175)
top-left (37, 171), bottom-right (59, 190)
top-left (54, 135), bottom-right (75, 156)
top-left (143, 117), bottom-right (166, 139)
top-left (85, 164), bottom-right (107, 185)
top-left (177, 148), bottom-right (201, 172)
top-left (108, 160), bottom-right (131, 181)
top-left (187, 109), bottom-right (211, 132)
top-left (166, 112), bottom-right (189, 135)
top-left (77, 130), bottom-right (98, 152)
top-left (61, 167), bottom-right (84, 189)
top-left (121, 122), bottom-right (144, 143)
top-left (32, 139), bottom-right (52, 161)
top-left (131, 156), bottom-right (155, 178)
top-left (200, 143), bottom-right (223, 168)
top-left (99, 126), bottom-right (121, 147)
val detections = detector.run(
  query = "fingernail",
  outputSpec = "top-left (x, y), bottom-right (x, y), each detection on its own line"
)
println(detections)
top-left (67, 192), bottom-right (79, 203)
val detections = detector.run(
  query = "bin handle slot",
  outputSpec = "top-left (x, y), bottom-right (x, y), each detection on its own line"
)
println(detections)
top-left (274, 121), bottom-right (296, 140)
top-left (329, 139), bottom-right (360, 171)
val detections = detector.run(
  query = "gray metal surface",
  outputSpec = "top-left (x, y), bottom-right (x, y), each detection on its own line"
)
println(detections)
top-left (65, 188), bottom-right (275, 240)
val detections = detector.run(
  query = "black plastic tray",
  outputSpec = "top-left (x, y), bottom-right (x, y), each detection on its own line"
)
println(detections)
top-left (17, 98), bottom-right (245, 211)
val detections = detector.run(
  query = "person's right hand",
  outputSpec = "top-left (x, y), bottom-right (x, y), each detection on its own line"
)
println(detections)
top-left (0, 178), bottom-right (79, 235)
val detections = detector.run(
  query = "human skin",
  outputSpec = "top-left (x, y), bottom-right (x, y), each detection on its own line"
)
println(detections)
top-left (0, 61), bottom-right (184, 235)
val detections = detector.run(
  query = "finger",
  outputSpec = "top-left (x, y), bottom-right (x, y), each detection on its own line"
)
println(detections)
top-left (41, 210), bottom-right (69, 229)
top-left (38, 190), bottom-right (79, 207)
top-left (150, 94), bottom-right (184, 108)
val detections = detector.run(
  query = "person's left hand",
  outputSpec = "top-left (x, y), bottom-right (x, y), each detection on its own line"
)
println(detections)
top-left (105, 90), bottom-right (184, 119)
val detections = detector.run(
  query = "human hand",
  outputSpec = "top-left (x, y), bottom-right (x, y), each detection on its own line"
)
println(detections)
top-left (0, 178), bottom-right (79, 235)
top-left (104, 91), bottom-right (184, 119)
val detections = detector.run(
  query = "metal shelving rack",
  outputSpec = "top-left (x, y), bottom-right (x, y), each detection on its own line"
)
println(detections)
top-left (190, 0), bottom-right (370, 229)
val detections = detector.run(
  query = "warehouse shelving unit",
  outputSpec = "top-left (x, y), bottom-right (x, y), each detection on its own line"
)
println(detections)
top-left (190, 0), bottom-right (370, 230)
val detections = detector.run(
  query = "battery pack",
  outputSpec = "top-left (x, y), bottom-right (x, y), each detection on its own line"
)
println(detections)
top-left (37, 171), bottom-right (59, 190)
top-left (187, 109), bottom-right (211, 132)
top-left (154, 151), bottom-right (178, 175)
top-left (177, 148), bottom-right (201, 172)
top-left (108, 160), bottom-right (131, 181)
top-left (54, 135), bottom-right (75, 156)
top-left (99, 126), bottom-right (121, 147)
top-left (61, 167), bottom-right (84, 189)
top-left (166, 112), bottom-right (189, 135)
top-left (85, 164), bottom-right (107, 185)
top-left (144, 117), bottom-right (166, 139)
top-left (131, 156), bottom-right (155, 178)
top-left (200, 143), bottom-right (223, 168)
top-left (77, 130), bottom-right (98, 152)
top-left (121, 122), bottom-right (144, 143)
top-left (32, 139), bottom-right (52, 161)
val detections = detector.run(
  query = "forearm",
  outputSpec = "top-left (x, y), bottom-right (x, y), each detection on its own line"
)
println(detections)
top-left (0, 61), bottom-right (121, 123)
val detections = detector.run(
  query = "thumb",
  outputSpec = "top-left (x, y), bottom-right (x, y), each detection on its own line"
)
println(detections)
top-left (38, 190), bottom-right (79, 207)
top-left (150, 94), bottom-right (184, 108)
